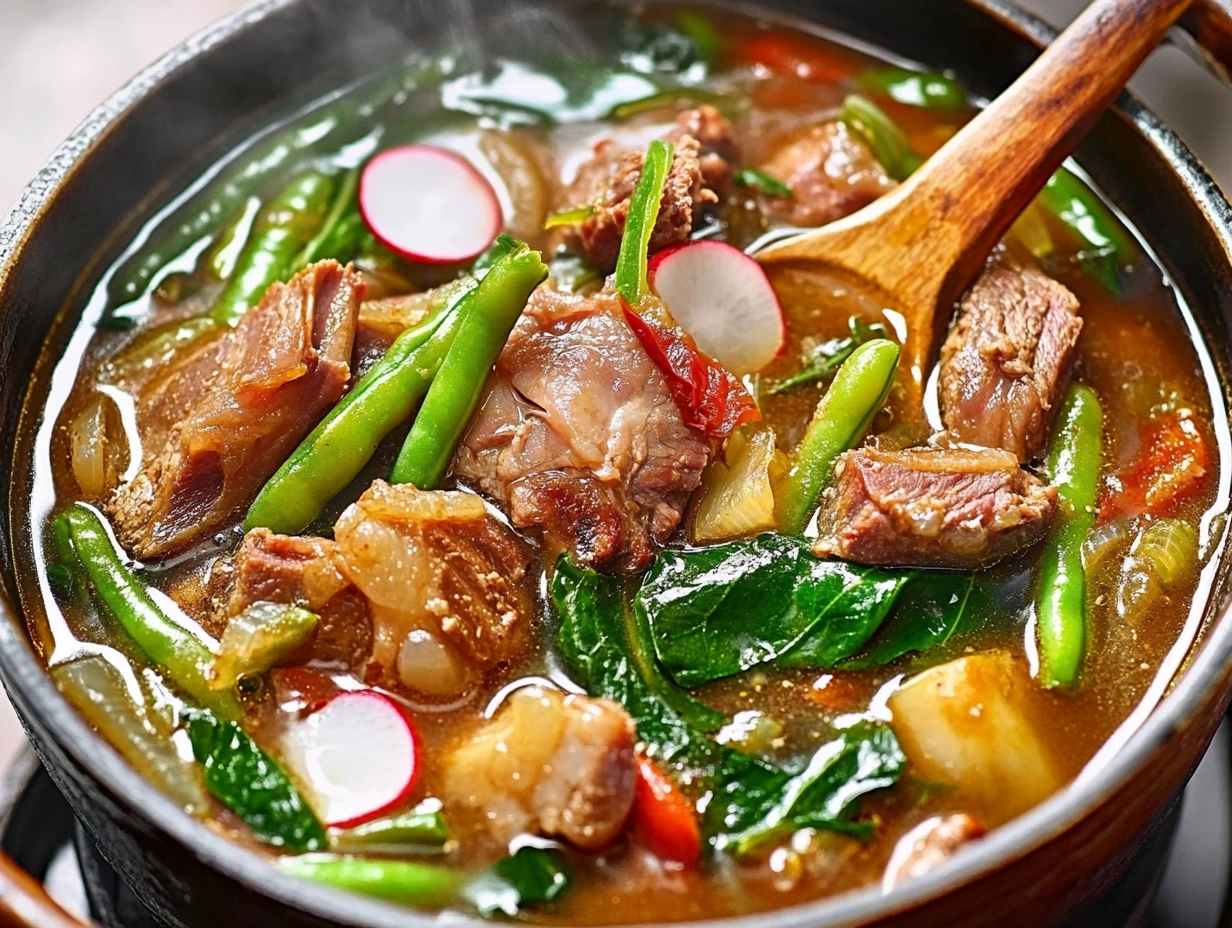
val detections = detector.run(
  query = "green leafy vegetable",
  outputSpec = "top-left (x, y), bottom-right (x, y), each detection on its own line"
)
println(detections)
top-left (640, 535), bottom-right (908, 687)
top-left (621, 19), bottom-right (706, 75)
top-left (185, 709), bottom-right (326, 852)
top-left (770, 317), bottom-right (889, 395)
top-left (493, 847), bottom-right (572, 906)
top-left (845, 573), bottom-right (990, 669)
top-left (735, 168), bottom-right (792, 198)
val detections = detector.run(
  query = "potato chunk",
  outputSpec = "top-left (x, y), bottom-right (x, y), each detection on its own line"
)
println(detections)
top-left (887, 651), bottom-right (1060, 818)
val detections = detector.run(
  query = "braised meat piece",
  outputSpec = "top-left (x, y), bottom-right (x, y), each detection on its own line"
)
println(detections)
top-left (883, 814), bottom-right (986, 888)
top-left (940, 249), bottom-right (1084, 461)
top-left (453, 284), bottom-right (714, 571)
top-left (109, 261), bottom-right (362, 557)
top-left (331, 480), bottom-right (532, 697)
top-left (758, 121), bottom-right (894, 228)
top-left (562, 106), bottom-right (734, 272)
top-left (814, 446), bottom-right (1057, 569)
top-left (445, 686), bottom-right (637, 850)
top-left (229, 529), bottom-right (372, 672)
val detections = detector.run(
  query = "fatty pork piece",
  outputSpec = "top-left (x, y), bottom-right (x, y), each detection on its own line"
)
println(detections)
top-left (331, 480), bottom-right (532, 696)
top-left (887, 651), bottom-right (1061, 819)
top-left (109, 261), bottom-right (362, 557)
top-left (562, 105), bottom-right (735, 272)
top-left (229, 482), bottom-right (531, 696)
top-left (444, 686), bottom-right (637, 851)
top-left (454, 284), bottom-right (714, 571)
top-left (940, 249), bottom-right (1084, 462)
top-left (758, 120), bottom-right (894, 228)
top-left (814, 446), bottom-right (1057, 569)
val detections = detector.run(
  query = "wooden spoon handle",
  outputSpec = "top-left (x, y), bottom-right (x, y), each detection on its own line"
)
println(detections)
top-left (0, 849), bottom-right (93, 928)
top-left (1177, 0), bottom-right (1232, 83)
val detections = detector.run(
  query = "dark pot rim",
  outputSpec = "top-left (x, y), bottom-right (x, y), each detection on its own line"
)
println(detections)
top-left (2, 1), bottom-right (1232, 926)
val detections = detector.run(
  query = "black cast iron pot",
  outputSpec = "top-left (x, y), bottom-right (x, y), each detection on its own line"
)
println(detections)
top-left (3, 1), bottom-right (1232, 926)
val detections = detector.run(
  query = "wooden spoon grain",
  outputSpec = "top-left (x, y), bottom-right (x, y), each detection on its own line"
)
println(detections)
top-left (755, 0), bottom-right (1197, 390)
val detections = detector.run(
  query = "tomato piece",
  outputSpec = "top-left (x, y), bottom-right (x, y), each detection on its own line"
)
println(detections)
top-left (1108, 411), bottom-right (1210, 518)
top-left (738, 31), bottom-right (854, 83)
top-left (621, 301), bottom-right (760, 437)
top-left (633, 758), bottom-right (701, 869)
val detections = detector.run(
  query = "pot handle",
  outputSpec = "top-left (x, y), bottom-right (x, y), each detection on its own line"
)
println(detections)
top-left (1174, 0), bottom-right (1232, 85)
top-left (0, 849), bottom-right (93, 928)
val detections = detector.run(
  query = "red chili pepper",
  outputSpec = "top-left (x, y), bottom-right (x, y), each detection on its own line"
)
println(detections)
top-left (738, 32), bottom-right (854, 83)
top-left (621, 301), bottom-right (759, 437)
top-left (633, 758), bottom-right (701, 869)
top-left (1101, 410), bottom-right (1210, 519)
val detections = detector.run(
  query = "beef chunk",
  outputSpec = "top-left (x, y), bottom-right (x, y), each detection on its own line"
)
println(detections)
top-left (561, 106), bottom-right (734, 272)
top-left (229, 529), bottom-right (372, 672)
top-left (883, 814), bottom-right (986, 888)
top-left (814, 446), bottom-right (1057, 569)
top-left (445, 686), bottom-right (637, 851)
top-left (940, 250), bottom-right (1084, 461)
top-left (453, 284), bottom-right (714, 571)
top-left (759, 120), bottom-right (894, 228)
top-left (109, 261), bottom-right (361, 557)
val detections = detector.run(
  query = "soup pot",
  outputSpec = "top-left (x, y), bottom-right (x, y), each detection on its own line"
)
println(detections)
top-left (4, 1), bottom-right (1232, 926)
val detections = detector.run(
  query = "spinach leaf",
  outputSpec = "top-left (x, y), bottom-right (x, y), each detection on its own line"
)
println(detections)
top-left (639, 536), bottom-right (908, 687)
top-left (494, 847), bottom-right (572, 905)
top-left (620, 20), bottom-right (705, 76)
top-left (185, 709), bottom-right (326, 852)
top-left (552, 558), bottom-right (904, 852)
top-left (846, 573), bottom-right (991, 669)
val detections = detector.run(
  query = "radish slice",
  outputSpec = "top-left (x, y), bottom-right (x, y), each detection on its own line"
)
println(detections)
top-left (360, 144), bottom-right (503, 264)
top-left (282, 690), bottom-right (420, 828)
top-left (648, 241), bottom-right (786, 375)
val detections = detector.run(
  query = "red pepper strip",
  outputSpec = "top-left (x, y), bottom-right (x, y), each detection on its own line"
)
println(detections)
top-left (621, 300), bottom-right (759, 437)
top-left (1100, 410), bottom-right (1210, 519)
top-left (633, 758), bottom-right (701, 869)
top-left (738, 31), bottom-right (855, 83)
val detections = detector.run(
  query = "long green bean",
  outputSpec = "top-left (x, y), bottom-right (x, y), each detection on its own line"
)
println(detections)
top-left (279, 855), bottom-right (461, 906)
top-left (390, 244), bottom-right (548, 489)
top-left (838, 95), bottom-right (922, 182)
top-left (1037, 167), bottom-right (1135, 294)
top-left (1036, 383), bottom-right (1103, 689)
top-left (776, 339), bottom-right (900, 535)
top-left (293, 167), bottom-right (364, 268)
top-left (614, 139), bottom-right (674, 306)
top-left (855, 67), bottom-right (966, 112)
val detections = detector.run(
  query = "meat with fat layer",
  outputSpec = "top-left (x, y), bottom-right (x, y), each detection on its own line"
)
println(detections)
top-left (562, 106), bottom-right (734, 272)
top-left (444, 685), bottom-right (637, 850)
top-left (758, 120), bottom-right (894, 228)
top-left (453, 284), bottom-right (714, 571)
top-left (814, 445), bottom-right (1057, 569)
top-left (940, 249), bottom-right (1084, 461)
top-left (108, 260), bottom-right (362, 557)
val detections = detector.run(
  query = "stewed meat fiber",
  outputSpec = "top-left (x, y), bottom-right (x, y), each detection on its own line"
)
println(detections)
top-left (940, 249), bottom-right (1084, 461)
top-left (814, 446), bottom-right (1057, 569)
top-left (453, 284), bottom-right (713, 571)
top-left (109, 261), bottom-right (362, 557)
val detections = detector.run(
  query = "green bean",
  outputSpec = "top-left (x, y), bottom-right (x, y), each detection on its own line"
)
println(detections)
top-left (839, 95), bottom-right (922, 182)
top-left (211, 603), bottom-right (318, 691)
top-left (614, 139), bottom-right (674, 306)
top-left (776, 339), bottom-right (900, 535)
top-left (856, 67), bottom-right (967, 112)
top-left (390, 244), bottom-right (549, 489)
top-left (293, 167), bottom-right (364, 268)
top-left (1036, 167), bottom-right (1136, 294)
top-left (331, 803), bottom-right (449, 851)
top-left (57, 506), bottom-right (238, 719)
top-left (210, 171), bottom-right (338, 326)
top-left (279, 855), bottom-right (461, 906)
top-left (770, 317), bottom-right (889, 395)
top-left (735, 168), bottom-right (792, 198)
top-left (206, 195), bottom-right (263, 281)
top-left (1037, 384), bottom-right (1103, 689)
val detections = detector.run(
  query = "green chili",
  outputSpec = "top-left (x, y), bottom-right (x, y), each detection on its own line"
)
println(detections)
top-left (280, 855), bottom-right (461, 906)
top-left (856, 67), bottom-right (967, 112)
top-left (57, 506), bottom-right (238, 719)
top-left (1037, 167), bottom-right (1135, 294)
top-left (1037, 384), bottom-right (1103, 689)
top-left (776, 339), bottom-right (900, 535)
top-left (614, 139), bottom-right (674, 306)
top-left (735, 168), bottom-right (792, 198)
top-left (210, 171), bottom-right (338, 326)
top-left (293, 167), bottom-right (363, 269)
top-left (839, 94), bottom-right (922, 182)
top-left (390, 243), bottom-right (549, 489)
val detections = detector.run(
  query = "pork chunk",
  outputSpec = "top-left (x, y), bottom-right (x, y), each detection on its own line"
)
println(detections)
top-left (332, 480), bottom-right (532, 696)
top-left (453, 285), bottom-right (713, 571)
top-left (940, 250), bottom-right (1084, 461)
top-left (109, 261), bottom-right (361, 557)
top-left (759, 120), bottom-right (894, 228)
top-left (445, 686), bottom-right (637, 850)
top-left (814, 446), bottom-right (1056, 569)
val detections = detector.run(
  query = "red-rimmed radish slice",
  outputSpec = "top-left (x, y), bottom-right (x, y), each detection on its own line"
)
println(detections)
top-left (648, 241), bottom-right (785, 375)
top-left (360, 144), bottom-right (503, 264)
top-left (282, 690), bottom-right (420, 828)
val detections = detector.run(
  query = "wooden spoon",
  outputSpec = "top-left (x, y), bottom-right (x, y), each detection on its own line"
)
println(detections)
top-left (755, 0), bottom-right (1196, 391)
